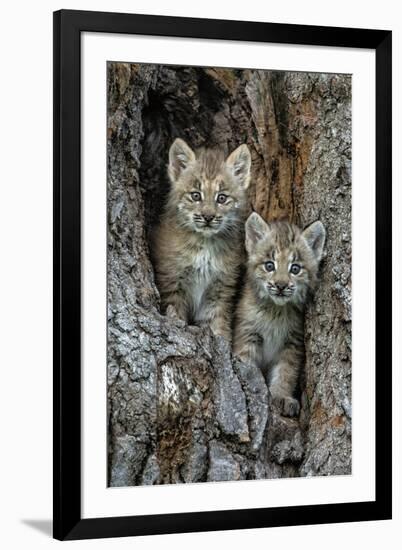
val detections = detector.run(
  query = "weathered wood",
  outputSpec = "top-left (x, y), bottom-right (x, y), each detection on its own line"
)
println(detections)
top-left (107, 63), bottom-right (351, 485)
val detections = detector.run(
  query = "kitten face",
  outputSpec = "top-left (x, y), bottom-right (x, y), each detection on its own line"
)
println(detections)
top-left (167, 138), bottom-right (250, 236)
top-left (245, 213), bottom-right (326, 306)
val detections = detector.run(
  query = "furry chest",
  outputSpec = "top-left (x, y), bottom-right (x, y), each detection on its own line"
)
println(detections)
top-left (260, 314), bottom-right (291, 366)
top-left (189, 248), bottom-right (220, 312)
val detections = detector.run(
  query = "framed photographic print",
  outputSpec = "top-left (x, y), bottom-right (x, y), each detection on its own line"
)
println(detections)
top-left (53, 9), bottom-right (392, 541)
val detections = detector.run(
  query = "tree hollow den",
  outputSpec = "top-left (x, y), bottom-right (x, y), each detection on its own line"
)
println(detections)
top-left (107, 63), bottom-right (351, 486)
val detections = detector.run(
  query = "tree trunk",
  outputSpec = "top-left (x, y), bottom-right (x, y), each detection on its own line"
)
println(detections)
top-left (107, 63), bottom-right (351, 485)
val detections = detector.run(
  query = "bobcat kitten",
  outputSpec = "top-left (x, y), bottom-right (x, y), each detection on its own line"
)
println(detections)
top-left (153, 138), bottom-right (251, 341)
top-left (233, 213), bottom-right (326, 416)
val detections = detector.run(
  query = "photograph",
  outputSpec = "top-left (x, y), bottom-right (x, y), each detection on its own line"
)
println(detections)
top-left (107, 62), bottom-right (352, 487)
top-left (0, 0), bottom-right (396, 546)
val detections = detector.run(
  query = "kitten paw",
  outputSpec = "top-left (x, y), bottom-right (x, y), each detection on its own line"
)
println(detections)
top-left (166, 305), bottom-right (180, 319)
top-left (211, 328), bottom-right (231, 342)
top-left (165, 305), bottom-right (186, 327)
top-left (271, 394), bottom-right (300, 417)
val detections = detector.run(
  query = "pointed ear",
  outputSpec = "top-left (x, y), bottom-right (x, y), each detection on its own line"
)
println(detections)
top-left (245, 212), bottom-right (270, 253)
top-left (226, 144), bottom-right (251, 189)
top-left (302, 221), bottom-right (326, 262)
top-left (168, 138), bottom-right (196, 183)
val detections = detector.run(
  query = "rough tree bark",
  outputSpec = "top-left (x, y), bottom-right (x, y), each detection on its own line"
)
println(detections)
top-left (107, 63), bottom-right (351, 485)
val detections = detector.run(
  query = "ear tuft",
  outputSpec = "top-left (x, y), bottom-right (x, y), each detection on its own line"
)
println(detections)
top-left (245, 212), bottom-right (270, 253)
top-left (226, 144), bottom-right (251, 188)
top-left (168, 138), bottom-right (196, 183)
top-left (302, 221), bottom-right (326, 262)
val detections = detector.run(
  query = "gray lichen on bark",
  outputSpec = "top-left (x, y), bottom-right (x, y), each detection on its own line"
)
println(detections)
top-left (107, 63), bottom-right (351, 485)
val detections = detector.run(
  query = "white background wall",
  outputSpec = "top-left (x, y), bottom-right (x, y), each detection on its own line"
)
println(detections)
top-left (0, 0), bottom-right (400, 547)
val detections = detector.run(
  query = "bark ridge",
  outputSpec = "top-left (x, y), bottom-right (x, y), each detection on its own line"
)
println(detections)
top-left (107, 63), bottom-right (352, 485)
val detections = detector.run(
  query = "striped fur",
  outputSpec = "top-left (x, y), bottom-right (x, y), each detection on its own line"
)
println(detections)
top-left (234, 213), bottom-right (326, 416)
top-left (153, 138), bottom-right (250, 341)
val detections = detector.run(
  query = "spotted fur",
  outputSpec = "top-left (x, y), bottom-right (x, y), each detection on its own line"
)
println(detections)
top-left (233, 213), bottom-right (326, 416)
top-left (153, 138), bottom-right (251, 341)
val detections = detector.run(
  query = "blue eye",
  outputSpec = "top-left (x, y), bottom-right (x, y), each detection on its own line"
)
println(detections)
top-left (265, 261), bottom-right (275, 272)
top-left (216, 193), bottom-right (228, 204)
top-left (290, 263), bottom-right (301, 275)
top-left (191, 192), bottom-right (201, 201)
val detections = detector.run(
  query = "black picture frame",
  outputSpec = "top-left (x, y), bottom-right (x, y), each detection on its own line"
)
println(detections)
top-left (53, 9), bottom-right (392, 541)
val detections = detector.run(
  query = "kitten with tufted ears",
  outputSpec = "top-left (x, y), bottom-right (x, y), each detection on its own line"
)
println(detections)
top-left (233, 212), bottom-right (326, 417)
top-left (153, 138), bottom-right (251, 341)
